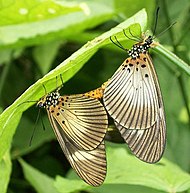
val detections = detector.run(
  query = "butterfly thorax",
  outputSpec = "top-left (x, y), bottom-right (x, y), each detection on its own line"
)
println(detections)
top-left (128, 35), bottom-right (153, 59)
top-left (37, 91), bottom-right (60, 109)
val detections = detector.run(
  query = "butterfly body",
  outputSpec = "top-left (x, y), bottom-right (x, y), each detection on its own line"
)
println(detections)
top-left (84, 81), bottom-right (108, 100)
top-left (128, 36), bottom-right (153, 59)
top-left (37, 91), bottom-right (60, 109)
top-left (103, 35), bottom-right (166, 163)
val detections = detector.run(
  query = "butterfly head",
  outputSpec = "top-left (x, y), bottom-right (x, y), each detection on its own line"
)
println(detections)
top-left (144, 35), bottom-right (153, 45)
top-left (37, 91), bottom-right (60, 109)
top-left (128, 35), bottom-right (153, 59)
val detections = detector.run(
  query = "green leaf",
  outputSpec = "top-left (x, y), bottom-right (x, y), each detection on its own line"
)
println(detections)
top-left (90, 184), bottom-right (164, 193)
top-left (19, 158), bottom-right (58, 193)
top-left (0, 0), bottom-right (82, 25)
top-left (0, 150), bottom-right (12, 193)
top-left (55, 176), bottom-right (163, 193)
top-left (104, 144), bottom-right (190, 193)
top-left (0, 1), bottom-right (115, 49)
top-left (12, 116), bottom-right (55, 159)
top-left (55, 176), bottom-right (88, 193)
top-left (114, 0), bottom-right (155, 24)
top-left (0, 9), bottom-right (147, 162)
top-left (54, 143), bottom-right (190, 193)
top-left (33, 40), bottom-right (63, 75)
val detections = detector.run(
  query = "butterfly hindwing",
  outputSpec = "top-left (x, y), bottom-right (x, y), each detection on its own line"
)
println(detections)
top-left (115, 107), bottom-right (165, 163)
top-left (48, 113), bottom-right (107, 186)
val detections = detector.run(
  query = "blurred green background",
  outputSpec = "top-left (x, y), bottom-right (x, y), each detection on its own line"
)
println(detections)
top-left (0, 0), bottom-right (190, 193)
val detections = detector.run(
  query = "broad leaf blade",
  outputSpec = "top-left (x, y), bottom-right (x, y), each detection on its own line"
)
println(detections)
top-left (105, 144), bottom-right (190, 193)
top-left (0, 1), bottom-right (114, 49)
top-left (0, 9), bottom-right (147, 161)
top-left (19, 159), bottom-right (58, 193)
top-left (55, 143), bottom-right (190, 192)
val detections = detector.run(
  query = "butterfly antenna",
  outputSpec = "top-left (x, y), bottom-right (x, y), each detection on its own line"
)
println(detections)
top-left (55, 75), bottom-right (64, 91)
top-left (60, 74), bottom-right (64, 87)
top-left (17, 100), bottom-right (37, 107)
top-left (125, 28), bottom-right (141, 41)
top-left (153, 7), bottom-right (160, 36)
top-left (29, 109), bottom-right (41, 146)
top-left (42, 84), bottom-right (47, 95)
top-left (56, 76), bottom-right (59, 88)
top-left (156, 22), bottom-right (177, 38)
top-left (110, 36), bottom-right (126, 51)
top-left (40, 111), bottom-right (46, 131)
top-left (123, 29), bottom-right (131, 39)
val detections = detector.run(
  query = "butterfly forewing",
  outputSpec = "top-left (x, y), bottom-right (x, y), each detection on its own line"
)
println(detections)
top-left (48, 113), bottom-right (107, 186)
top-left (50, 94), bottom-right (108, 150)
top-left (104, 53), bottom-right (160, 129)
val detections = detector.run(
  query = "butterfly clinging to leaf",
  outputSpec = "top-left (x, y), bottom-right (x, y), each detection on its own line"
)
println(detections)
top-left (103, 27), bottom-right (166, 163)
top-left (37, 83), bottom-right (108, 186)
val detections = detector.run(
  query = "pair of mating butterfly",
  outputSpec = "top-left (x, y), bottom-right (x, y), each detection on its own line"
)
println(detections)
top-left (36, 31), bottom-right (166, 186)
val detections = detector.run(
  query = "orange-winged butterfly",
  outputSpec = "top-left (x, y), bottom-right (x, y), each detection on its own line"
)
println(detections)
top-left (37, 80), bottom-right (108, 186)
top-left (103, 9), bottom-right (167, 163)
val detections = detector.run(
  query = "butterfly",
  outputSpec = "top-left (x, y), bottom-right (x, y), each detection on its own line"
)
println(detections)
top-left (37, 86), bottom-right (108, 186)
top-left (103, 33), bottom-right (166, 163)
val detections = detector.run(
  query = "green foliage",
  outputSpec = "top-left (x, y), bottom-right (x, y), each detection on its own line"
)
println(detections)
top-left (19, 158), bottom-right (58, 193)
top-left (0, 0), bottom-right (114, 49)
top-left (0, 9), bottom-right (146, 164)
top-left (155, 45), bottom-right (190, 75)
top-left (0, 150), bottom-right (11, 193)
top-left (18, 144), bottom-right (190, 193)
top-left (0, 0), bottom-right (190, 193)
top-left (56, 144), bottom-right (190, 193)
